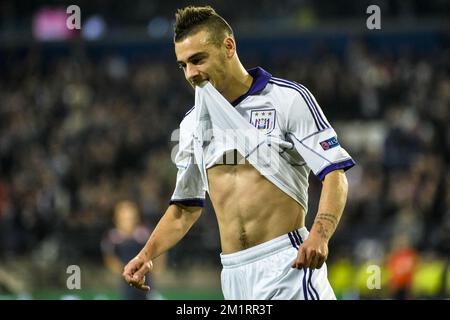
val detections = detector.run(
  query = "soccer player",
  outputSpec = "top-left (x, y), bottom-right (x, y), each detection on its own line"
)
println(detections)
top-left (123, 6), bottom-right (355, 300)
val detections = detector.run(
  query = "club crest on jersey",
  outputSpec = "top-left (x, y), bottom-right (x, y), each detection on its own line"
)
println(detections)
top-left (320, 136), bottom-right (340, 151)
top-left (250, 109), bottom-right (276, 134)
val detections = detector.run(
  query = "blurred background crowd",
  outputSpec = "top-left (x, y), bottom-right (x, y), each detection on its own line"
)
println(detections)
top-left (0, 0), bottom-right (449, 299)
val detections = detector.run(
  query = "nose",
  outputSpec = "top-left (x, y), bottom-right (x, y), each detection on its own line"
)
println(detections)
top-left (185, 64), bottom-right (200, 83)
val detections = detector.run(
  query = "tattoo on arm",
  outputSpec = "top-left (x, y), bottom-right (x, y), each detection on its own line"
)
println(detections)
top-left (313, 213), bottom-right (339, 240)
top-left (315, 221), bottom-right (330, 240)
top-left (315, 213), bottom-right (338, 229)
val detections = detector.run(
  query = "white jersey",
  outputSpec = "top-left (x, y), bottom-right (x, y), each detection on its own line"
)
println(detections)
top-left (170, 67), bottom-right (355, 211)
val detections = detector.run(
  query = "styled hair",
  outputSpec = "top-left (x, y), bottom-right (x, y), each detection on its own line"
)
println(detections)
top-left (174, 6), bottom-right (233, 46)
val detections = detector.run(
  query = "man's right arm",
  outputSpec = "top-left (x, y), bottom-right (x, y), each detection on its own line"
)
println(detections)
top-left (139, 203), bottom-right (202, 261)
top-left (122, 203), bottom-right (202, 290)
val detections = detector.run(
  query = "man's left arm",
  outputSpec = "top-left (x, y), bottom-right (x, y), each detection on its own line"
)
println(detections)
top-left (292, 169), bottom-right (348, 269)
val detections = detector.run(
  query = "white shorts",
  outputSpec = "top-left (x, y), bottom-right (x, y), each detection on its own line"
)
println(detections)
top-left (220, 227), bottom-right (336, 300)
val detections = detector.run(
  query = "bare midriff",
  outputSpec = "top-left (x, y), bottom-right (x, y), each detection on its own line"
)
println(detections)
top-left (207, 154), bottom-right (305, 254)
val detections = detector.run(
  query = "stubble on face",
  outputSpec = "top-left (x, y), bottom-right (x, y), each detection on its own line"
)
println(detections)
top-left (175, 30), bottom-right (229, 92)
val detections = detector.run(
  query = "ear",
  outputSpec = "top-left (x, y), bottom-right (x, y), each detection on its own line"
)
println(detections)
top-left (223, 37), bottom-right (236, 58)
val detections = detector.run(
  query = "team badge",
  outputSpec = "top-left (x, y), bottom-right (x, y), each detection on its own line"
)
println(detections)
top-left (250, 109), bottom-right (276, 134)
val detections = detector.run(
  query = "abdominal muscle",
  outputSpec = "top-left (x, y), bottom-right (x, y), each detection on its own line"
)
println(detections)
top-left (207, 153), bottom-right (305, 254)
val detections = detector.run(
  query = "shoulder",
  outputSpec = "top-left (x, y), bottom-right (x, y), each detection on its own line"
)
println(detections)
top-left (268, 77), bottom-right (330, 130)
top-left (267, 76), bottom-right (321, 117)
top-left (268, 76), bottom-right (314, 99)
top-left (265, 77), bottom-right (314, 116)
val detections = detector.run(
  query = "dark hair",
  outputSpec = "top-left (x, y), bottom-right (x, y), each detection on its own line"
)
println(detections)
top-left (174, 6), bottom-right (233, 46)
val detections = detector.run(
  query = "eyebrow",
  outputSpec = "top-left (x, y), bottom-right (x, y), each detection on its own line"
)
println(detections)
top-left (177, 52), bottom-right (209, 66)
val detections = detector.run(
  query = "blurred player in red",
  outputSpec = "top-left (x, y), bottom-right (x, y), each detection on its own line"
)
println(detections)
top-left (387, 234), bottom-right (418, 299)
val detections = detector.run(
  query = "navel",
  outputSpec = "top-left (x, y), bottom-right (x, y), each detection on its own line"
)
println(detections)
top-left (239, 226), bottom-right (249, 250)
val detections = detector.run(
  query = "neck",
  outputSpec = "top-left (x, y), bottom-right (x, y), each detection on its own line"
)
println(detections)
top-left (221, 62), bottom-right (253, 103)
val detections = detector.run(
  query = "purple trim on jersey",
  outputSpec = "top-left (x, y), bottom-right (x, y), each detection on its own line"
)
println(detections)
top-left (270, 79), bottom-right (327, 130)
top-left (269, 80), bottom-right (321, 131)
top-left (307, 269), bottom-right (316, 300)
top-left (303, 268), bottom-right (309, 300)
top-left (294, 229), bottom-right (303, 244)
top-left (232, 67), bottom-right (272, 106)
top-left (269, 78), bottom-right (329, 131)
top-left (317, 158), bottom-right (356, 181)
top-left (292, 230), bottom-right (301, 246)
top-left (290, 231), bottom-right (319, 300)
top-left (271, 77), bottom-right (330, 130)
top-left (288, 232), bottom-right (298, 249)
top-left (295, 230), bottom-right (319, 300)
top-left (309, 270), bottom-right (320, 300)
top-left (290, 230), bottom-right (309, 300)
top-left (296, 81), bottom-right (331, 130)
top-left (169, 198), bottom-right (205, 207)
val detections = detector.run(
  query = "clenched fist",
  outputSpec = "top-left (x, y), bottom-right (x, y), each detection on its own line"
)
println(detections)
top-left (122, 256), bottom-right (153, 291)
